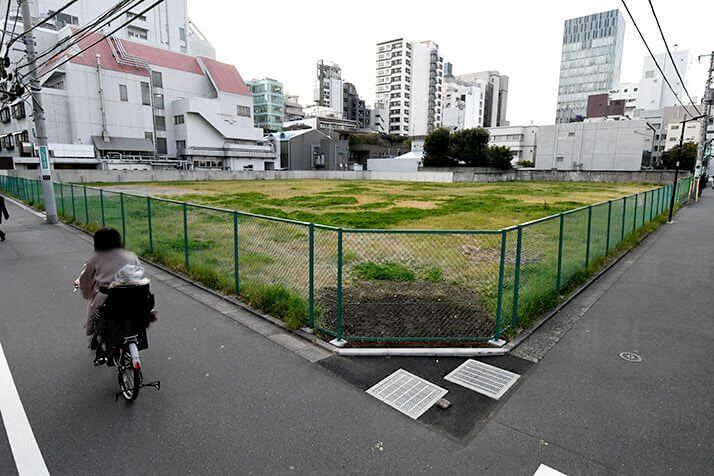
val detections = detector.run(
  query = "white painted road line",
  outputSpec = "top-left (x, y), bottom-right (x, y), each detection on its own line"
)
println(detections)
top-left (0, 341), bottom-right (49, 476)
top-left (533, 463), bottom-right (568, 476)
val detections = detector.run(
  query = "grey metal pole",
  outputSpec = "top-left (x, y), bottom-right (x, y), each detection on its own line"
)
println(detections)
top-left (20, 0), bottom-right (58, 224)
top-left (696, 53), bottom-right (713, 177)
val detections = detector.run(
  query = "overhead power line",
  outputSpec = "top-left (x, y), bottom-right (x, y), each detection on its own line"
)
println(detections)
top-left (6, 0), bottom-right (80, 51)
top-left (646, 0), bottom-right (702, 116)
top-left (14, 0), bottom-right (141, 72)
top-left (0, 0), bottom-right (12, 56)
top-left (620, 0), bottom-right (696, 118)
top-left (21, 0), bottom-right (165, 79)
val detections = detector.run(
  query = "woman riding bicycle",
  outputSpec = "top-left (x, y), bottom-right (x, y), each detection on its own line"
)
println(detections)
top-left (76, 227), bottom-right (140, 364)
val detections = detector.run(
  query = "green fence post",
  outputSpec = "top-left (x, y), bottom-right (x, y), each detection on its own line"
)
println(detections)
top-left (70, 184), bottom-right (76, 221)
top-left (308, 223), bottom-right (315, 329)
top-left (606, 200), bottom-right (612, 254)
top-left (182, 203), bottom-right (189, 270)
top-left (556, 213), bottom-right (564, 292)
top-left (585, 205), bottom-right (592, 270)
top-left (83, 186), bottom-right (89, 224)
top-left (494, 229), bottom-right (508, 340)
top-left (233, 211), bottom-right (239, 295)
top-left (632, 193), bottom-right (638, 234)
top-left (335, 228), bottom-right (344, 343)
top-left (642, 191), bottom-right (647, 227)
top-left (119, 192), bottom-right (126, 247)
top-left (147, 196), bottom-right (154, 254)
top-left (511, 226), bottom-right (522, 329)
top-left (59, 183), bottom-right (64, 216)
top-left (99, 189), bottom-right (105, 226)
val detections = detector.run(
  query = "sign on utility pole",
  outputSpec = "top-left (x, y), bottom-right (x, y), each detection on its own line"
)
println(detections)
top-left (20, 0), bottom-right (58, 224)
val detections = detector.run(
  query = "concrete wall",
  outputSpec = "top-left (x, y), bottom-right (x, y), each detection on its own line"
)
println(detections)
top-left (7, 169), bottom-right (454, 183)
top-left (7, 168), bottom-right (681, 185)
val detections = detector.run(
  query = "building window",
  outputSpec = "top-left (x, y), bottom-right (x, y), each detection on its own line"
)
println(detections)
top-left (568, 131), bottom-right (576, 137)
top-left (119, 84), bottom-right (128, 102)
top-left (176, 140), bottom-right (186, 151)
top-left (154, 115), bottom-right (166, 131)
top-left (243, 164), bottom-right (254, 171)
top-left (11, 103), bottom-right (25, 119)
top-left (127, 25), bottom-right (148, 40)
top-left (141, 82), bottom-right (151, 105)
top-left (144, 131), bottom-right (153, 143)
top-left (151, 71), bottom-right (163, 88)
top-left (174, 114), bottom-right (184, 125)
top-left (156, 137), bottom-right (167, 154)
top-left (0, 107), bottom-right (9, 123)
top-left (153, 93), bottom-right (164, 109)
top-left (179, 27), bottom-right (186, 41)
top-left (556, 157), bottom-right (564, 162)
top-left (237, 105), bottom-right (251, 117)
top-left (127, 12), bottom-right (146, 21)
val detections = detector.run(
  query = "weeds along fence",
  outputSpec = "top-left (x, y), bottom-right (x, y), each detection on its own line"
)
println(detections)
top-left (0, 175), bottom-right (693, 345)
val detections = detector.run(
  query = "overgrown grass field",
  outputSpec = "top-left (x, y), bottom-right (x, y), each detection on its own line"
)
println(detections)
top-left (104, 179), bottom-right (655, 230)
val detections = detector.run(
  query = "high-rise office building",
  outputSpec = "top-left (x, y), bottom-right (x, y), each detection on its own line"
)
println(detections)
top-left (375, 38), bottom-right (443, 136)
top-left (247, 78), bottom-right (285, 133)
top-left (555, 9), bottom-right (625, 123)
top-left (314, 60), bottom-right (343, 117)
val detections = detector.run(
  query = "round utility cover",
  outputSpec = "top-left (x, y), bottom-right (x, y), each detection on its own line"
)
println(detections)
top-left (619, 352), bottom-right (643, 363)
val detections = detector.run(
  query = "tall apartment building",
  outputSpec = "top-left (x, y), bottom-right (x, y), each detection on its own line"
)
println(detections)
top-left (456, 71), bottom-right (509, 127)
top-left (247, 78), bottom-right (285, 133)
top-left (25, 0), bottom-right (215, 57)
top-left (375, 38), bottom-right (444, 136)
top-left (556, 9), bottom-right (625, 123)
top-left (314, 60), bottom-right (343, 117)
top-left (636, 50), bottom-right (689, 110)
top-left (343, 82), bottom-right (370, 129)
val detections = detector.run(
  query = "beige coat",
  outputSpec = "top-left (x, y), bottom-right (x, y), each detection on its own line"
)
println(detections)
top-left (79, 249), bottom-right (140, 335)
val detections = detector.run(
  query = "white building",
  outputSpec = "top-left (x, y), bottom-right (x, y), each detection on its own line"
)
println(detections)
top-left (441, 77), bottom-right (482, 131)
top-left (1, 30), bottom-right (273, 171)
top-left (636, 51), bottom-right (689, 111)
top-left (25, 0), bottom-right (215, 57)
top-left (609, 82), bottom-right (639, 117)
top-left (455, 71), bottom-right (508, 127)
top-left (488, 125), bottom-right (537, 163)
top-left (375, 38), bottom-right (443, 136)
top-left (536, 120), bottom-right (647, 171)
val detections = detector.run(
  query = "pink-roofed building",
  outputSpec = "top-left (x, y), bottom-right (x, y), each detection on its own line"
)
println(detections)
top-left (2, 30), bottom-right (276, 171)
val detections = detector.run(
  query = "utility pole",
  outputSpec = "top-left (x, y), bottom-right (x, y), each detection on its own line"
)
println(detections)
top-left (696, 52), bottom-right (713, 188)
top-left (20, 0), bottom-right (58, 223)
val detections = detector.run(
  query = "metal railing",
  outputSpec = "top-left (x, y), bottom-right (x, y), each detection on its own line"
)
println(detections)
top-left (0, 174), bottom-right (693, 345)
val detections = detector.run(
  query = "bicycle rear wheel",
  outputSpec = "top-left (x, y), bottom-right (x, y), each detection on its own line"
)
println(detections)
top-left (118, 351), bottom-right (141, 401)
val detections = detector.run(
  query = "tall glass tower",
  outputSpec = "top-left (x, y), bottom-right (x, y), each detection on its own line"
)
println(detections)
top-left (555, 10), bottom-right (625, 123)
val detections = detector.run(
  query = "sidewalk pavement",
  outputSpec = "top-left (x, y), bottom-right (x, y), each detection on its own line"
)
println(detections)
top-left (0, 191), bottom-right (712, 475)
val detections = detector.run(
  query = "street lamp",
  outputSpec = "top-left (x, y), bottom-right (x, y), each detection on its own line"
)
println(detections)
top-left (668, 113), bottom-right (707, 223)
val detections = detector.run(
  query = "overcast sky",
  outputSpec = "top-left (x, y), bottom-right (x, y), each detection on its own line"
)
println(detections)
top-left (189, 0), bottom-right (713, 126)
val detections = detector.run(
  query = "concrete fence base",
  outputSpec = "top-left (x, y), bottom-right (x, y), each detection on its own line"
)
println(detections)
top-left (4, 168), bottom-right (683, 184)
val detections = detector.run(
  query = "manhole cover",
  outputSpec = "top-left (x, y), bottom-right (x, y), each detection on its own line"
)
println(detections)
top-left (619, 352), bottom-right (643, 362)
top-left (366, 369), bottom-right (447, 420)
top-left (444, 359), bottom-right (520, 400)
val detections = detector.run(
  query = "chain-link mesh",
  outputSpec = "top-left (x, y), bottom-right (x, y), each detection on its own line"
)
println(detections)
top-left (313, 226), bottom-right (339, 337)
top-left (561, 208), bottom-right (588, 289)
top-left (609, 198), bottom-right (625, 251)
top-left (148, 199), bottom-right (186, 270)
top-left (589, 202), bottom-right (609, 265)
top-left (183, 205), bottom-right (235, 293)
top-left (333, 230), bottom-right (503, 342)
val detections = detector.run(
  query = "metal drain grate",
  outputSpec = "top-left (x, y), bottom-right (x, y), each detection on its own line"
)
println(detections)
top-left (444, 359), bottom-right (520, 400)
top-left (366, 369), bottom-right (448, 420)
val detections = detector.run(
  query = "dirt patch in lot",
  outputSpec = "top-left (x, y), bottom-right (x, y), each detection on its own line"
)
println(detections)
top-left (316, 280), bottom-right (494, 342)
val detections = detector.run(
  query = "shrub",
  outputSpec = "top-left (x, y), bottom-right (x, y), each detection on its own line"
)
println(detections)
top-left (517, 160), bottom-right (534, 168)
top-left (488, 145), bottom-right (514, 170)
top-left (243, 283), bottom-right (309, 329)
top-left (352, 262), bottom-right (415, 282)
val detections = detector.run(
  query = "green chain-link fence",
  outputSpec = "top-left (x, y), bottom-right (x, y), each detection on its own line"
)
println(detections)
top-left (0, 175), bottom-right (694, 345)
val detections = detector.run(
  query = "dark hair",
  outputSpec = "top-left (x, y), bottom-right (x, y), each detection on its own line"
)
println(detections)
top-left (94, 227), bottom-right (123, 252)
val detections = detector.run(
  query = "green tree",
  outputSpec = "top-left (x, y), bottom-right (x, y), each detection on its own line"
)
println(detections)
top-left (450, 128), bottom-right (490, 166)
top-left (488, 145), bottom-right (514, 170)
top-left (422, 128), bottom-right (455, 167)
top-left (660, 142), bottom-right (698, 172)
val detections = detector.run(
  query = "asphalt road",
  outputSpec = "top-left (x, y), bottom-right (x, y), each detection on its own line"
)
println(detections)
top-left (0, 192), bottom-right (712, 475)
